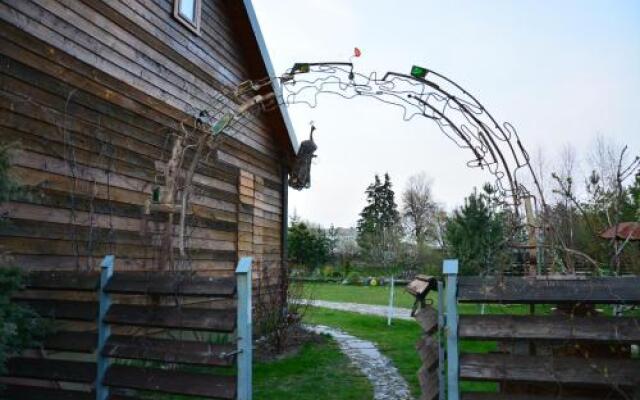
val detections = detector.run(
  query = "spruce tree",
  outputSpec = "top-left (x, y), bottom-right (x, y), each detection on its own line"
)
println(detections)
top-left (357, 173), bottom-right (402, 265)
top-left (444, 186), bottom-right (506, 275)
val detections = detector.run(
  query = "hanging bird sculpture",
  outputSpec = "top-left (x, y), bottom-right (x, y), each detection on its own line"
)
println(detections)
top-left (289, 124), bottom-right (317, 190)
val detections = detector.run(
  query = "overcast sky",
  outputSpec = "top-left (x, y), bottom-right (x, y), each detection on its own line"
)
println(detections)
top-left (252, 0), bottom-right (640, 228)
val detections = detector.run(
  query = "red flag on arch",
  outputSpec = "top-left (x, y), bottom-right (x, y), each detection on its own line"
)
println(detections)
top-left (354, 47), bottom-right (362, 57)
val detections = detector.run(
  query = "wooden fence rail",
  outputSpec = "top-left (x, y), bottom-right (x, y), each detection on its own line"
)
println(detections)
top-left (1, 255), bottom-right (253, 400)
top-left (457, 276), bottom-right (640, 304)
top-left (423, 261), bottom-right (640, 400)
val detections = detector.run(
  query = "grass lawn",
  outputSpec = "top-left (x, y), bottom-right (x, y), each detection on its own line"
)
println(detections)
top-left (304, 306), bottom-right (497, 397)
top-left (303, 281), bottom-right (416, 308)
top-left (254, 338), bottom-right (373, 400)
top-left (148, 336), bottom-right (371, 400)
top-left (296, 282), bottom-right (636, 398)
top-left (303, 282), bottom-right (552, 315)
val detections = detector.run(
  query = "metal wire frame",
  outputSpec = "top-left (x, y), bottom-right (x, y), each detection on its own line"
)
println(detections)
top-left (272, 62), bottom-right (546, 216)
top-left (175, 61), bottom-right (548, 266)
top-left (184, 61), bottom-right (545, 215)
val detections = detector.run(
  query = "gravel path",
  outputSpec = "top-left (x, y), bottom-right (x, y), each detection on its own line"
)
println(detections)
top-left (299, 299), bottom-right (414, 320)
top-left (306, 324), bottom-right (413, 400)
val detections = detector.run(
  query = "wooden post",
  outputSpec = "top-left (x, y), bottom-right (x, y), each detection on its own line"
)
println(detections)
top-left (537, 227), bottom-right (545, 275)
top-left (444, 259), bottom-right (459, 400)
top-left (236, 257), bottom-right (253, 400)
top-left (96, 255), bottom-right (114, 400)
top-left (524, 197), bottom-right (538, 276)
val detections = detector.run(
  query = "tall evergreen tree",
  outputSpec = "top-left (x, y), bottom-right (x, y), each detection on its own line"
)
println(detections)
top-left (326, 224), bottom-right (339, 261)
top-left (357, 173), bottom-right (402, 265)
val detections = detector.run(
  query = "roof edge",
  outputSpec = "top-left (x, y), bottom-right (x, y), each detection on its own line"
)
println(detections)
top-left (242, 0), bottom-right (299, 154)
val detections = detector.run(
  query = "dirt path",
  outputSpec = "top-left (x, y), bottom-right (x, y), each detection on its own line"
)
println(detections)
top-left (299, 299), bottom-right (414, 320)
top-left (306, 324), bottom-right (413, 400)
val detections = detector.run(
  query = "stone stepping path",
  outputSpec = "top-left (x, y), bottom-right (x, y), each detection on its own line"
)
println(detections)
top-left (306, 324), bottom-right (413, 400)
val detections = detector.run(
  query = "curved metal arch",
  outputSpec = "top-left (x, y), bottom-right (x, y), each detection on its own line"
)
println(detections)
top-left (273, 62), bottom-right (545, 216)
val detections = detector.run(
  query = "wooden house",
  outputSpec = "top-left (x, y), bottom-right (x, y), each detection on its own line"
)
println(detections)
top-left (0, 0), bottom-right (298, 304)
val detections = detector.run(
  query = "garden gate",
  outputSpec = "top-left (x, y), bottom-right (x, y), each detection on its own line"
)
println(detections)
top-left (1, 255), bottom-right (253, 400)
top-left (413, 260), bottom-right (640, 400)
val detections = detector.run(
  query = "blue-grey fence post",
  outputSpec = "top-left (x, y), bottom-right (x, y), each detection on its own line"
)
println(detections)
top-left (443, 259), bottom-right (459, 400)
top-left (437, 280), bottom-right (445, 400)
top-left (96, 255), bottom-right (114, 400)
top-left (236, 257), bottom-right (253, 400)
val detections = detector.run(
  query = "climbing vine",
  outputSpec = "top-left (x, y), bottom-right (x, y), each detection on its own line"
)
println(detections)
top-left (0, 143), bottom-right (45, 378)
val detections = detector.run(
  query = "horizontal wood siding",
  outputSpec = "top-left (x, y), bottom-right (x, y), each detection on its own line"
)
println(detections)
top-left (0, 0), bottom-right (285, 300)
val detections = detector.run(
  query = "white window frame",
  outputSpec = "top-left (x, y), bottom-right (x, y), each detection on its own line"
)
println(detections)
top-left (173, 0), bottom-right (202, 35)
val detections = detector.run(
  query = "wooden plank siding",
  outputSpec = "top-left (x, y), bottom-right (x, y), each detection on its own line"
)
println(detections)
top-left (0, 0), bottom-right (288, 306)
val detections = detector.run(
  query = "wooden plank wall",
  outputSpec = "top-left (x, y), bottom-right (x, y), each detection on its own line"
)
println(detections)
top-left (0, 0), bottom-right (286, 303)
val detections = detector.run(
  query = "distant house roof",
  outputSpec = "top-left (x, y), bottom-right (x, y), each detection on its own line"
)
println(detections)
top-left (228, 1), bottom-right (299, 163)
top-left (600, 222), bottom-right (640, 241)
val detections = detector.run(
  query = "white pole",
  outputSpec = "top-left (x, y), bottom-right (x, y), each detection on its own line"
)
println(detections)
top-left (444, 259), bottom-right (460, 400)
top-left (387, 276), bottom-right (395, 326)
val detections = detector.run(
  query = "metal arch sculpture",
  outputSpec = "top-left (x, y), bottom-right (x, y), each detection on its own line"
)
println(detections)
top-left (152, 58), bottom-right (551, 273)
top-left (274, 62), bottom-right (546, 216)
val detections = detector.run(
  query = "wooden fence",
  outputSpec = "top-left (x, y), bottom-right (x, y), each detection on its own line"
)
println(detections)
top-left (414, 260), bottom-right (640, 400)
top-left (455, 276), bottom-right (639, 399)
top-left (1, 256), bottom-right (253, 400)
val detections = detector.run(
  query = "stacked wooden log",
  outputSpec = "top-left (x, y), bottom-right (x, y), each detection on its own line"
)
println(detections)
top-left (415, 306), bottom-right (439, 400)
top-left (407, 275), bottom-right (440, 400)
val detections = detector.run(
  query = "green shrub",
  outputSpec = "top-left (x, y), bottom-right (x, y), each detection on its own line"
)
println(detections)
top-left (321, 265), bottom-right (334, 278)
top-left (0, 267), bottom-right (46, 375)
top-left (329, 270), bottom-right (343, 279)
top-left (321, 265), bottom-right (343, 280)
top-left (288, 220), bottom-right (330, 271)
top-left (343, 271), bottom-right (362, 285)
top-left (422, 263), bottom-right (443, 278)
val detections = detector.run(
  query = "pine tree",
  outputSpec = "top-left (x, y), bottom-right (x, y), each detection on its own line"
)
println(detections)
top-left (357, 173), bottom-right (402, 265)
top-left (380, 173), bottom-right (400, 228)
top-left (444, 186), bottom-right (507, 275)
top-left (287, 220), bottom-right (329, 272)
top-left (327, 224), bottom-right (339, 261)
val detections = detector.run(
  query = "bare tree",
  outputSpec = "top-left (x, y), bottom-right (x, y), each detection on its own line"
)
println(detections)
top-left (335, 229), bottom-right (359, 262)
top-left (553, 143), bottom-right (579, 203)
top-left (584, 137), bottom-right (640, 272)
top-left (402, 173), bottom-right (439, 246)
top-left (557, 143), bottom-right (579, 272)
top-left (532, 146), bottom-right (552, 204)
top-left (588, 135), bottom-right (619, 194)
top-left (551, 137), bottom-right (639, 274)
top-left (609, 146), bottom-right (640, 272)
